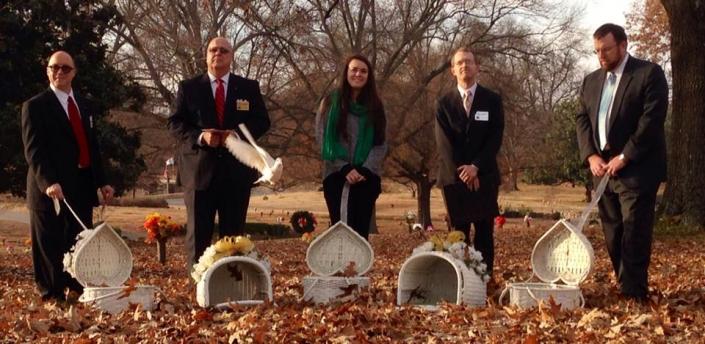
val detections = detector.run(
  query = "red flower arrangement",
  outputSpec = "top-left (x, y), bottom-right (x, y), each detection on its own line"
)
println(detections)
top-left (143, 212), bottom-right (182, 244)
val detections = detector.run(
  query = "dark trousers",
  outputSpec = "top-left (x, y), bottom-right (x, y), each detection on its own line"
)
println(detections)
top-left (30, 170), bottom-right (93, 300)
top-left (323, 171), bottom-right (381, 240)
top-left (454, 219), bottom-right (495, 274)
top-left (184, 168), bottom-right (252, 271)
top-left (598, 178), bottom-right (659, 298)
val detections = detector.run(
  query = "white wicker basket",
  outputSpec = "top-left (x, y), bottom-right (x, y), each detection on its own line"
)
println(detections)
top-left (63, 223), bottom-right (133, 287)
top-left (499, 176), bottom-right (609, 311)
top-left (62, 221), bottom-right (157, 314)
top-left (499, 282), bottom-right (584, 310)
top-left (79, 285), bottom-right (158, 315)
top-left (397, 251), bottom-right (486, 307)
top-left (302, 276), bottom-right (370, 304)
top-left (306, 221), bottom-right (374, 276)
top-left (197, 256), bottom-right (273, 308)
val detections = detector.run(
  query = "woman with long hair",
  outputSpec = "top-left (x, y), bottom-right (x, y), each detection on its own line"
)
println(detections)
top-left (315, 54), bottom-right (387, 239)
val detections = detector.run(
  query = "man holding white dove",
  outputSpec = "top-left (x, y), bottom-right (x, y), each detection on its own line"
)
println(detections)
top-left (168, 37), bottom-right (271, 273)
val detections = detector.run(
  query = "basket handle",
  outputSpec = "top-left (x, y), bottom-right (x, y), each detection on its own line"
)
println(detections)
top-left (340, 182), bottom-right (350, 224)
top-left (498, 286), bottom-right (509, 306)
top-left (63, 199), bottom-right (89, 231)
top-left (572, 175), bottom-right (609, 232)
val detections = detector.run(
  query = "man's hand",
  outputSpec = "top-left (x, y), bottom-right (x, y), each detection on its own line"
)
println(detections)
top-left (201, 130), bottom-right (223, 147)
top-left (457, 164), bottom-right (479, 184)
top-left (587, 154), bottom-right (607, 177)
top-left (99, 185), bottom-right (115, 204)
top-left (605, 154), bottom-right (627, 176)
top-left (345, 169), bottom-right (367, 185)
top-left (45, 183), bottom-right (64, 200)
top-left (465, 177), bottom-right (480, 191)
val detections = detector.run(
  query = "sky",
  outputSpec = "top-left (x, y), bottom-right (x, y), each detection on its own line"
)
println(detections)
top-left (573, 0), bottom-right (638, 69)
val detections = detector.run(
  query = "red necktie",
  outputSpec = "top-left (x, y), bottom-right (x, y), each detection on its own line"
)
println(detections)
top-left (215, 79), bottom-right (225, 127)
top-left (67, 96), bottom-right (91, 167)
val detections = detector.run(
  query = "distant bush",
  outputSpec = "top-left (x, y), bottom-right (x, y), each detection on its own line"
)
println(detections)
top-left (111, 197), bottom-right (169, 208)
top-left (211, 222), bottom-right (294, 241)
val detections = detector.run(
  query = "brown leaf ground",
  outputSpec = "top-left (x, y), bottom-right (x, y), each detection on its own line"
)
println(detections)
top-left (1, 187), bottom-right (704, 343)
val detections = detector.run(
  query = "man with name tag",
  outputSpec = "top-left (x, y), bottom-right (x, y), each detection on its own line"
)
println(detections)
top-left (435, 47), bottom-right (505, 281)
top-left (21, 51), bottom-right (114, 302)
top-left (576, 24), bottom-right (668, 301)
top-left (168, 37), bottom-right (270, 274)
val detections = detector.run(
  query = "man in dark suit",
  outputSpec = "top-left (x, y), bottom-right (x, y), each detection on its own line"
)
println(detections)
top-left (21, 51), bottom-right (114, 302)
top-left (435, 47), bottom-right (505, 276)
top-left (576, 24), bottom-right (668, 300)
top-left (168, 37), bottom-right (270, 272)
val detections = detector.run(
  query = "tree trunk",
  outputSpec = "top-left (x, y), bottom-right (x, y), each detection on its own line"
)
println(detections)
top-left (416, 178), bottom-right (434, 229)
top-left (660, 0), bottom-right (705, 228)
top-left (157, 238), bottom-right (167, 264)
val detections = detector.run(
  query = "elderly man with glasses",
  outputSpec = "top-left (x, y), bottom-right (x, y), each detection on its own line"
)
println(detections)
top-left (21, 51), bottom-right (114, 302)
top-left (168, 37), bottom-right (271, 275)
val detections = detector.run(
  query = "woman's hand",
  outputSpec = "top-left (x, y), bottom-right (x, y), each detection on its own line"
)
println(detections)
top-left (345, 169), bottom-right (367, 184)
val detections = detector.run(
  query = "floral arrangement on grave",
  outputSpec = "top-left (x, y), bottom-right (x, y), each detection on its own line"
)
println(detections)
top-left (191, 235), bottom-right (270, 283)
top-left (412, 231), bottom-right (491, 282)
top-left (291, 210), bottom-right (317, 235)
top-left (142, 212), bottom-right (184, 264)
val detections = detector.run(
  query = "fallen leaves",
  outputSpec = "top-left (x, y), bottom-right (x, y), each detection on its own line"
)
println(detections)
top-left (1, 220), bottom-right (705, 342)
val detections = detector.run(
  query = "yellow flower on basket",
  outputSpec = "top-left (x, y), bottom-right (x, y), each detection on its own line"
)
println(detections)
top-left (214, 236), bottom-right (238, 254)
top-left (233, 236), bottom-right (254, 254)
top-left (430, 235), bottom-right (445, 251)
top-left (447, 231), bottom-right (466, 244)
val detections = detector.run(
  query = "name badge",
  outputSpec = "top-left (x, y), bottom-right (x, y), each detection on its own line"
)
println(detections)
top-left (236, 99), bottom-right (250, 111)
top-left (474, 111), bottom-right (489, 121)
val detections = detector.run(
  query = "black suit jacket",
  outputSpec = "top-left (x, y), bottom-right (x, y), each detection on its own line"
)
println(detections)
top-left (576, 56), bottom-right (669, 188)
top-left (21, 89), bottom-right (106, 211)
top-left (435, 84), bottom-right (505, 187)
top-left (168, 73), bottom-right (270, 190)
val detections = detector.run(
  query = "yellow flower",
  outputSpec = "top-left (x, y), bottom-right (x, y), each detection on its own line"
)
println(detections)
top-left (214, 236), bottom-right (237, 254)
top-left (447, 231), bottom-right (466, 244)
top-left (430, 235), bottom-right (445, 251)
top-left (301, 232), bottom-right (313, 243)
top-left (233, 236), bottom-right (254, 254)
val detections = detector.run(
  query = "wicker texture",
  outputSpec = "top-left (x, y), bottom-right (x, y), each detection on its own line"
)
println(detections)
top-left (302, 276), bottom-right (370, 303)
top-left (79, 286), bottom-right (157, 314)
top-left (499, 282), bottom-right (584, 310)
top-left (197, 256), bottom-right (273, 308)
top-left (397, 252), bottom-right (486, 307)
top-left (306, 221), bottom-right (374, 276)
top-left (531, 219), bottom-right (594, 285)
top-left (63, 223), bottom-right (133, 287)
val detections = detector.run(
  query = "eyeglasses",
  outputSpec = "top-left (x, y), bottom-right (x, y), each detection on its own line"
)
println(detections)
top-left (208, 47), bottom-right (231, 54)
top-left (47, 64), bottom-right (74, 73)
top-left (593, 44), bottom-right (617, 55)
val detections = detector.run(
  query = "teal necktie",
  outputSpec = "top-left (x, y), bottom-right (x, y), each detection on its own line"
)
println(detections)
top-left (598, 72), bottom-right (616, 150)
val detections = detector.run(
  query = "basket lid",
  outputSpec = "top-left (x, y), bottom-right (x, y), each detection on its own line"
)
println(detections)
top-left (66, 222), bottom-right (133, 287)
top-left (305, 221), bottom-right (374, 276)
top-left (530, 219), bottom-right (594, 286)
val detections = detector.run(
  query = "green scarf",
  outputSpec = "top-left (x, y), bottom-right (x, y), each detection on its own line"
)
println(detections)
top-left (321, 92), bottom-right (374, 166)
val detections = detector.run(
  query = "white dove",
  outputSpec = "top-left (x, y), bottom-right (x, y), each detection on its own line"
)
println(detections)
top-left (224, 124), bottom-right (283, 185)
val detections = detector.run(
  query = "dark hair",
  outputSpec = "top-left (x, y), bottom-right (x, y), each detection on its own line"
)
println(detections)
top-left (593, 24), bottom-right (628, 43)
top-left (335, 54), bottom-right (386, 145)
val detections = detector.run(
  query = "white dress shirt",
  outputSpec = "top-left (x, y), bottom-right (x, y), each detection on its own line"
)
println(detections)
top-left (598, 54), bottom-right (629, 149)
top-left (49, 84), bottom-right (80, 119)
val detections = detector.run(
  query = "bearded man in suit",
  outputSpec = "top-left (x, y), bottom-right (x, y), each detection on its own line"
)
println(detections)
top-left (21, 51), bottom-right (114, 302)
top-left (168, 37), bottom-right (270, 272)
top-left (576, 23), bottom-right (668, 301)
top-left (435, 47), bottom-right (505, 278)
